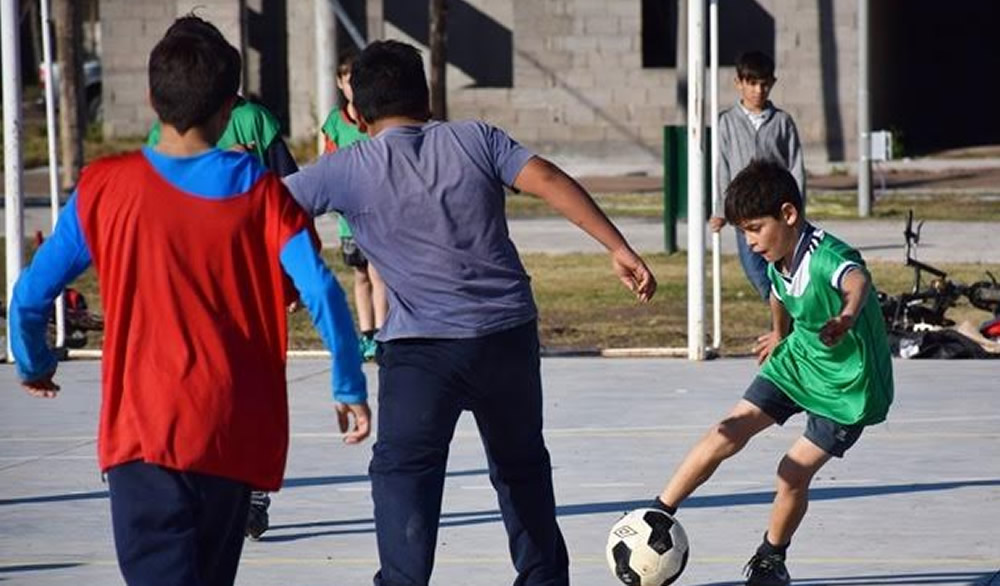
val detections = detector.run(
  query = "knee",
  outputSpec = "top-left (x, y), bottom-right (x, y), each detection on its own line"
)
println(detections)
top-left (708, 418), bottom-right (753, 457)
top-left (355, 270), bottom-right (372, 287)
top-left (776, 455), bottom-right (815, 492)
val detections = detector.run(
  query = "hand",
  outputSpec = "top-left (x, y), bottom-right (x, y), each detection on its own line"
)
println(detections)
top-left (611, 247), bottom-right (657, 303)
top-left (820, 314), bottom-right (854, 347)
top-left (229, 141), bottom-right (256, 154)
top-left (753, 330), bottom-right (781, 364)
top-left (22, 376), bottom-right (61, 398)
top-left (286, 300), bottom-right (302, 314)
top-left (335, 401), bottom-right (372, 444)
top-left (708, 216), bottom-right (726, 233)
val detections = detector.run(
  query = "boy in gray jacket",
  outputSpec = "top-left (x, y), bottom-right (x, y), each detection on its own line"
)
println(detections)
top-left (711, 51), bottom-right (805, 301)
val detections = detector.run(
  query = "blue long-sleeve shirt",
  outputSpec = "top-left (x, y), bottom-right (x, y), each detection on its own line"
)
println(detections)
top-left (11, 146), bottom-right (366, 404)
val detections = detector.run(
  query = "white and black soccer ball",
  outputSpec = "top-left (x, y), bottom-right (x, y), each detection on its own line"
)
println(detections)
top-left (606, 508), bottom-right (689, 586)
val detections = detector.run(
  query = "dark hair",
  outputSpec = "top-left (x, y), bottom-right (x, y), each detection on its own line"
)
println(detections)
top-left (337, 48), bottom-right (358, 77)
top-left (148, 20), bottom-right (241, 133)
top-left (735, 51), bottom-right (775, 81)
top-left (164, 14), bottom-right (228, 44)
top-left (350, 40), bottom-right (430, 123)
top-left (724, 159), bottom-right (802, 224)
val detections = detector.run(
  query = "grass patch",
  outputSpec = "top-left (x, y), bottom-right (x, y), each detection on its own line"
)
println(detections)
top-left (506, 191), bottom-right (1000, 222)
top-left (4, 240), bottom-right (996, 355)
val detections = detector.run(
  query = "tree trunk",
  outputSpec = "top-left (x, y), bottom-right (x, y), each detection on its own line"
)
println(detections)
top-left (429, 0), bottom-right (447, 120)
top-left (54, 0), bottom-right (84, 191)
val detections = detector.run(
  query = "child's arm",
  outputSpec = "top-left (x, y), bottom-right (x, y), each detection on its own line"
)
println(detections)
top-left (10, 194), bottom-right (93, 397)
top-left (819, 268), bottom-right (868, 346)
top-left (754, 292), bottom-right (790, 364)
top-left (265, 137), bottom-right (300, 178)
top-left (711, 124), bottom-right (732, 232)
top-left (513, 157), bottom-right (656, 302)
top-left (787, 119), bottom-right (806, 201)
top-left (279, 230), bottom-right (371, 444)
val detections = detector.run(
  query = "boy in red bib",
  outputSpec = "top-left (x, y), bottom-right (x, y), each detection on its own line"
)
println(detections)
top-left (9, 18), bottom-right (369, 586)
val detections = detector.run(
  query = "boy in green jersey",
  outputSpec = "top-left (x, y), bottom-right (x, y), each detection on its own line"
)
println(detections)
top-left (320, 51), bottom-right (386, 361)
top-left (651, 160), bottom-right (894, 586)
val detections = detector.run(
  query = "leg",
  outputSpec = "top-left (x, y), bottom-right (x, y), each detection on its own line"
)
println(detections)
top-left (659, 400), bottom-right (776, 508)
top-left (768, 415), bottom-right (864, 546)
top-left (736, 229), bottom-right (772, 301)
top-left (469, 323), bottom-right (568, 586)
top-left (370, 340), bottom-right (464, 586)
top-left (193, 474), bottom-right (252, 586)
top-left (245, 491), bottom-right (271, 540)
top-left (767, 438), bottom-right (830, 546)
top-left (353, 265), bottom-right (375, 333)
top-left (107, 462), bottom-right (249, 586)
top-left (368, 263), bottom-right (388, 330)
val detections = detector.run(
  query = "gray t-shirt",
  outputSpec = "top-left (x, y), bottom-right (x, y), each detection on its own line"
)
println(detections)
top-left (285, 120), bottom-right (537, 341)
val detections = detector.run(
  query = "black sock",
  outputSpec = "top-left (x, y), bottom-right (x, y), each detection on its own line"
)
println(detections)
top-left (757, 533), bottom-right (789, 558)
top-left (650, 497), bottom-right (678, 516)
top-left (361, 329), bottom-right (376, 340)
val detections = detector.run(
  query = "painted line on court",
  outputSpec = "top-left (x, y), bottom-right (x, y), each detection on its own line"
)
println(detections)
top-left (3, 412), bottom-right (999, 445)
top-left (1, 555), bottom-right (995, 569)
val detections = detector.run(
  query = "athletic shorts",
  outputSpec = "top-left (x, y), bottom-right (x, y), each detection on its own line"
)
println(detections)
top-left (340, 237), bottom-right (368, 269)
top-left (743, 376), bottom-right (865, 458)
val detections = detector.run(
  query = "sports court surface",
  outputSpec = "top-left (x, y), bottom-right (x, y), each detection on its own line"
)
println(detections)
top-left (2, 358), bottom-right (998, 585)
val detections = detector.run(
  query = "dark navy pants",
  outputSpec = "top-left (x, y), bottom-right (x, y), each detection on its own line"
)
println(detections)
top-left (370, 320), bottom-right (569, 586)
top-left (106, 461), bottom-right (251, 586)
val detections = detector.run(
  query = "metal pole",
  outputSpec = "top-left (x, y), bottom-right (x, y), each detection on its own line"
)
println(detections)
top-left (315, 0), bottom-right (336, 155)
top-left (686, 0), bottom-right (706, 361)
top-left (329, 0), bottom-right (366, 50)
top-left (709, 0), bottom-right (721, 351)
top-left (3, 0), bottom-right (25, 361)
top-left (857, 0), bottom-right (871, 217)
top-left (41, 0), bottom-right (66, 347)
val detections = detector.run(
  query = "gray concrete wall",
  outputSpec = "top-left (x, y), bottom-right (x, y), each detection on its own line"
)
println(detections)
top-left (101, 0), bottom-right (243, 138)
top-left (102, 0), bottom-right (859, 169)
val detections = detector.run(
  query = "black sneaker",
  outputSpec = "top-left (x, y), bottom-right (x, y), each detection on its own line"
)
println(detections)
top-left (744, 552), bottom-right (790, 586)
top-left (245, 492), bottom-right (271, 540)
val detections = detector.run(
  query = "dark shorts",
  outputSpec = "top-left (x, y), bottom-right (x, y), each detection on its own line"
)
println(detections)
top-left (340, 237), bottom-right (368, 269)
top-left (743, 376), bottom-right (865, 458)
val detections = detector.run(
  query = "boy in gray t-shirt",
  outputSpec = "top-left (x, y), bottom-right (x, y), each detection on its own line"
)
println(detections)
top-left (712, 51), bottom-right (805, 303)
top-left (285, 40), bottom-right (656, 586)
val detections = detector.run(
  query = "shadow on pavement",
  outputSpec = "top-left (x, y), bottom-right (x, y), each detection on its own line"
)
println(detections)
top-left (258, 478), bottom-right (1000, 542)
top-left (692, 570), bottom-right (997, 585)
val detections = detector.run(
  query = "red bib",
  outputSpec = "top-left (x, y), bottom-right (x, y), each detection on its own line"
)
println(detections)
top-left (76, 152), bottom-right (308, 490)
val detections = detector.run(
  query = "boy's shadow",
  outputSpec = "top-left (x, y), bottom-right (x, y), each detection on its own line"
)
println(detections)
top-left (693, 570), bottom-right (998, 585)
top-left (259, 478), bottom-right (1000, 543)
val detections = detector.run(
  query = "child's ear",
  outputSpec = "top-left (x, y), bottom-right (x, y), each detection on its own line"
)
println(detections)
top-left (780, 202), bottom-right (799, 226)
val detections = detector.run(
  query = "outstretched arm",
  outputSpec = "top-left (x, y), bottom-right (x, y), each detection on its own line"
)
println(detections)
top-left (280, 230), bottom-right (370, 444)
top-left (10, 194), bottom-right (93, 396)
top-left (820, 268), bottom-right (868, 346)
top-left (512, 157), bottom-right (657, 302)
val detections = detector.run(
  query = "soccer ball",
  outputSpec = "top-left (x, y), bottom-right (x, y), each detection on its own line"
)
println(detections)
top-left (606, 508), bottom-right (689, 586)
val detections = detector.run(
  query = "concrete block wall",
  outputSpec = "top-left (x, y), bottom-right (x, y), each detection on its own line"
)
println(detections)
top-left (102, 0), bottom-right (859, 167)
top-left (101, 0), bottom-right (243, 138)
top-left (440, 0), bottom-right (860, 169)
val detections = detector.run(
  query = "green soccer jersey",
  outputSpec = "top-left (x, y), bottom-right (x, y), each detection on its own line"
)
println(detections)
top-left (761, 227), bottom-right (894, 426)
top-left (147, 97), bottom-right (282, 165)
top-left (321, 107), bottom-right (368, 239)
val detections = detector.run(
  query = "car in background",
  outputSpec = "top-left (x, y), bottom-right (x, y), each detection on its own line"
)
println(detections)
top-left (38, 56), bottom-right (102, 123)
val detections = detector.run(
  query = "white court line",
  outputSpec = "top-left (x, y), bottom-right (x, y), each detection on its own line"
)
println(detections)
top-left (0, 554), bottom-right (994, 568)
top-left (0, 455), bottom-right (94, 461)
top-left (3, 413), bottom-right (1000, 444)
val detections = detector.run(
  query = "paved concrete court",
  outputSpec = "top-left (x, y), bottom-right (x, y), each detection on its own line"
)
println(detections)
top-left (1, 358), bottom-right (998, 586)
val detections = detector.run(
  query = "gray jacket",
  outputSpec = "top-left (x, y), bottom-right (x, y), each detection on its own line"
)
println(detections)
top-left (716, 101), bottom-right (805, 211)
